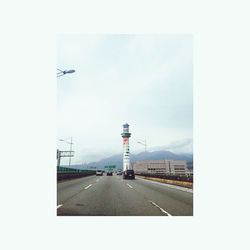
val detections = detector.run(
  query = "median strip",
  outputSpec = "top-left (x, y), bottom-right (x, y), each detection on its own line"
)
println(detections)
top-left (84, 184), bottom-right (92, 190)
top-left (149, 201), bottom-right (172, 216)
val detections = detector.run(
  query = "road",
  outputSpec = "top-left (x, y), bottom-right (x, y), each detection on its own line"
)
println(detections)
top-left (57, 174), bottom-right (193, 216)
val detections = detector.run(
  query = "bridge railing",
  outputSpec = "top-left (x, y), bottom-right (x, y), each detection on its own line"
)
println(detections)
top-left (57, 168), bottom-right (96, 181)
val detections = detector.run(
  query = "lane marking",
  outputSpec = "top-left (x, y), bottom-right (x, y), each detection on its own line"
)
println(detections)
top-left (126, 183), bottom-right (133, 189)
top-left (137, 176), bottom-right (193, 193)
top-left (84, 184), bottom-right (92, 190)
top-left (57, 204), bottom-right (63, 209)
top-left (149, 201), bottom-right (172, 216)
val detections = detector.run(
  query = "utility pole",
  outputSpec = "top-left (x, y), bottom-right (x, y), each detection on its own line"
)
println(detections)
top-left (57, 149), bottom-right (61, 170)
top-left (59, 137), bottom-right (74, 167)
top-left (56, 150), bottom-right (75, 171)
top-left (69, 137), bottom-right (73, 167)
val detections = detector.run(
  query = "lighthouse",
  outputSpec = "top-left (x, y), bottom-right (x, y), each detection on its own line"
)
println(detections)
top-left (121, 123), bottom-right (131, 171)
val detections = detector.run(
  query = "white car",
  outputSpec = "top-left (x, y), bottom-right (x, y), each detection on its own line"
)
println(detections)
top-left (96, 170), bottom-right (103, 176)
top-left (116, 170), bottom-right (122, 175)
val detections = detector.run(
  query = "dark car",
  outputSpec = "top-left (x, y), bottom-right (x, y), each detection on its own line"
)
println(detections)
top-left (123, 169), bottom-right (135, 179)
top-left (106, 171), bottom-right (113, 176)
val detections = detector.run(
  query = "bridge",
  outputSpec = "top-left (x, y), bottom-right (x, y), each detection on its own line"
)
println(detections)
top-left (57, 173), bottom-right (193, 216)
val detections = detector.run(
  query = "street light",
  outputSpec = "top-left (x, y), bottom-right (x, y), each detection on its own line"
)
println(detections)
top-left (57, 68), bottom-right (75, 78)
top-left (137, 140), bottom-right (147, 152)
top-left (59, 137), bottom-right (74, 167)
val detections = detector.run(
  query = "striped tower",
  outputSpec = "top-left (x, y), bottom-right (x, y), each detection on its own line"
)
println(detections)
top-left (121, 123), bottom-right (131, 171)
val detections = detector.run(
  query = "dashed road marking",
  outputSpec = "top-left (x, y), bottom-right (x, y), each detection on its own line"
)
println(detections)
top-left (149, 201), bottom-right (172, 216)
top-left (126, 183), bottom-right (133, 189)
top-left (57, 204), bottom-right (63, 209)
top-left (84, 184), bottom-right (92, 190)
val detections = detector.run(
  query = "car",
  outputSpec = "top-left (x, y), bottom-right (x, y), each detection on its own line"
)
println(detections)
top-left (96, 170), bottom-right (103, 176)
top-left (123, 169), bottom-right (135, 179)
top-left (106, 171), bottom-right (113, 176)
top-left (116, 170), bottom-right (122, 175)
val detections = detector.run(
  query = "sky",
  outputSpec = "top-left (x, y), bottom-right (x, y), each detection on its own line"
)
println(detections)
top-left (57, 34), bottom-right (193, 164)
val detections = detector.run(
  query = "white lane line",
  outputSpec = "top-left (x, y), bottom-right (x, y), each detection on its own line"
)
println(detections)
top-left (57, 204), bottom-right (63, 209)
top-left (126, 183), bottom-right (133, 189)
top-left (84, 184), bottom-right (92, 189)
top-left (149, 201), bottom-right (172, 216)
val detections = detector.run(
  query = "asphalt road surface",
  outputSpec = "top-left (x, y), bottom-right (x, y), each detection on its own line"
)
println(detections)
top-left (57, 174), bottom-right (193, 216)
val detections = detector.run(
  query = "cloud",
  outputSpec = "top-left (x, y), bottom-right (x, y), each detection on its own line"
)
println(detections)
top-left (57, 34), bottom-right (193, 163)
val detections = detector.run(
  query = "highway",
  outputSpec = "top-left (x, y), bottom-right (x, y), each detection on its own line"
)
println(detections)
top-left (57, 174), bottom-right (193, 216)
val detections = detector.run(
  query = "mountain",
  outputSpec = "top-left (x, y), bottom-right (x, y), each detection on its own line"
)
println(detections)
top-left (132, 151), bottom-right (192, 162)
top-left (68, 150), bottom-right (193, 170)
top-left (150, 139), bottom-right (193, 155)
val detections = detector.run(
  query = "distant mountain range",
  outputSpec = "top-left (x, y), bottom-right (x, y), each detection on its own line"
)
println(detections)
top-left (65, 150), bottom-right (193, 170)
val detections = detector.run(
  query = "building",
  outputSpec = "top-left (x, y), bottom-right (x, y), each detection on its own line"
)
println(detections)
top-left (121, 123), bottom-right (131, 171)
top-left (133, 160), bottom-right (189, 175)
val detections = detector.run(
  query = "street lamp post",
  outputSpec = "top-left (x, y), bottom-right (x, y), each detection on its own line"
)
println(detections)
top-left (59, 137), bottom-right (74, 167)
top-left (57, 68), bottom-right (75, 78)
top-left (137, 140), bottom-right (147, 152)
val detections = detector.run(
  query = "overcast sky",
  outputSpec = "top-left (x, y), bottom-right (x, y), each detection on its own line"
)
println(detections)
top-left (57, 34), bottom-right (193, 164)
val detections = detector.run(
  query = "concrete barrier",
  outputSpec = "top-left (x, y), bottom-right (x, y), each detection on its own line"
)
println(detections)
top-left (136, 175), bottom-right (193, 189)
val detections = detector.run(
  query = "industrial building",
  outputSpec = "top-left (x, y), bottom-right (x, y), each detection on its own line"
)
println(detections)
top-left (133, 160), bottom-right (190, 175)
